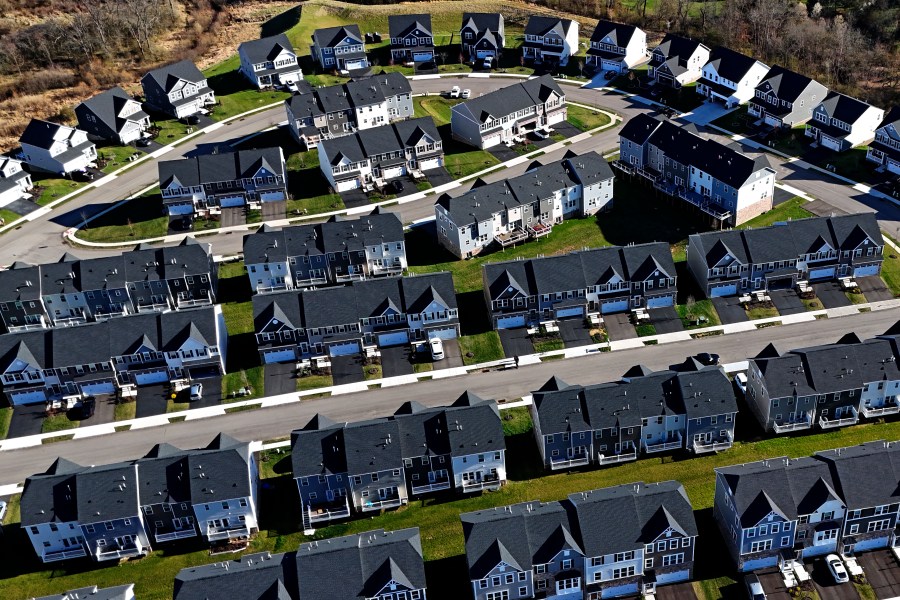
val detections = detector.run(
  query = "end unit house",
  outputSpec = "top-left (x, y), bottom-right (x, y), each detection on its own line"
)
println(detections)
top-left (522, 16), bottom-right (579, 67)
top-left (291, 392), bottom-right (505, 526)
top-left (238, 34), bottom-right (303, 89)
top-left (806, 92), bottom-right (884, 152)
top-left (451, 74), bottom-right (567, 149)
top-left (686, 213), bottom-right (884, 298)
top-left (696, 47), bottom-right (770, 108)
top-left (867, 106), bottom-right (900, 174)
top-left (141, 60), bottom-right (215, 120)
top-left (33, 584), bottom-right (136, 600)
top-left (158, 147), bottom-right (287, 216)
top-left (617, 114), bottom-right (776, 226)
top-left (587, 21), bottom-right (647, 74)
top-left (75, 87), bottom-right (152, 145)
top-left (649, 34), bottom-right (710, 88)
top-left (310, 25), bottom-right (369, 72)
top-left (389, 14), bottom-right (434, 64)
top-left (0, 156), bottom-right (34, 209)
top-left (529, 363), bottom-right (738, 470)
top-left (242, 209), bottom-right (406, 294)
top-left (317, 117), bottom-right (443, 193)
top-left (460, 13), bottom-right (505, 63)
top-left (748, 65), bottom-right (828, 129)
top-left (19, 119), bottom-right (97, 176)
top-left (435, 151), bottom-right (612, 259)
top-left (251, 271), bottom-right (457, 363)
top-left (482, 242), bottom-right (676, 329)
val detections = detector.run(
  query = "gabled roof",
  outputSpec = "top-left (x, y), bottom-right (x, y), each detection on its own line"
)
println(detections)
top-left (817, 91), bottom-right (878, 126)
top-left (174, 551), bottom-right (294, 600)
top-left (312, 24), bottom-right (364, 49)
top-left (524, 16), bottom-right (576, 38)
top-left (158, 148), bottom-right (285, 188)
top-left (388, 14), bottom-right (433, 39)
top-left (76, 87), bottom-right (148, 133)
top-left (754, 64), bottom-right (825, 103)
top-left (142, 60), bottom-right (206, 93)
top-left (590, 20), bottom-right (639, 45)
top-left (703, 46), bottom-right (766, 83)
top-left (461, 13), bottom-right (503, 33)
top-left (33, 584), bottom-right (136, 600)
top-left (20, 119), bottom-right (85, 150)
top-left (75, 462), bottom-right (140, 523)
top-left (815, 441), bottom-right (900, 509)
top-left (455, 75), bottom-right (563, 126)
top-left (239, 34), bottom-right (296, 64)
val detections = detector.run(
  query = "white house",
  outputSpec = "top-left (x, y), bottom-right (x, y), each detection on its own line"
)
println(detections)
top-left (522, 16), bottom-right (579, 67)
top-left (586, 21), bottom-right (647, 74)
top-left (0, 156), bottom-right (33, 208)
top-left (238, 34), bottom-right (303, 89)
top-left (867, 106), bottom-right (900, 174)
top-left (696, 47), bottom-right (770, 108)
top-left (806, 91), bottom-right (884, 152)
top-left (19, 119), bottom-right (97, 175)
top-left (649, 34), bottom-right (710, 88)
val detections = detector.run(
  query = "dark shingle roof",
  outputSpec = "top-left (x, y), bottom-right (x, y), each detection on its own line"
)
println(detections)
top-left (159, 148), bottom-right (284, 188)
top-left (455, 75), bottom-right (563, 126)
top-left (590, 20), bottom-right (639, 45)
top-left (239, 34), bottom-right (296, 64)
top-left (76, 87), bottom-right (149, 134)
top-left (75, 462), bottom-right (140, 523)
top-left (33, 584), bottom-right (136, 600)
top-left (143, 60), bottom-right (206, 93)
top-left (703, 46), bottom-right (765, 83)
top-left (388, 14), bottom-right (433, 39)
top-left (755, 65), bottom-right (824, 103)
top-left (312, 25), bottom-right (364, 49)
top-left (524, 16), bottom-right (576, 38)
top-left (174, 551), bottom-right (294, 600)
top-left (20, 119), bottom-right (85, 150)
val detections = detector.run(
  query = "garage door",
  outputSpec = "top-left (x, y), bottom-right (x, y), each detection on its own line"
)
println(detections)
top-left (602, 60), bottom-right (622, 73)
top-left (854, 536), bottom-right (889, 552)
top-left (646, 295), bottom-right (674, 308)
top-left (601, 299), bottom-right (629, 314)
top-left (764, 114), bottom-right (782, 128)
top-left (413, 51), bottom-right (433, 62)
top-left (264, 348), bottom-right (296, 364)
top-left (419, 157), bottom-right (442, 170)
top-left (378, 330), bottom-right (409, 347)
top-left (822, 136), bottom-right (842, 151)
top-left (497, 315), bottom-right (526, 329)
top-left (809, 267), bottom-right (836, 281)
top-left (556, 306), bottom-right (584, 319)
top-left (220, 195), bottom-right (246, 208)
top-left (382, 165), bottom-right (404, 179)
top-left (10, 389), bottom-right (47, 405)
top-left (767, 277), bottom-right (793, 290)
top-left (601, 583), bottom-right (638, 599)
top-left (802, 543), bottom-right (834, 559)
top-left (482, 134), bottom-right (501, 148)
top-left (336, 179), bottom-right (360, 192)
top-left (328, 341), bottom-right (361, 357)
top-left (167, 203), bottom-right (195, 216)
top-left (710, 283), bottom-right (737, 298)
top-left (345, 59), bottom-right (367, 70)
top-left (260, 191), bottom-right (285, 202)
top-left (476, 50), bottom-right (495, 59)
top-left (135, 371), bottom-right (169, 385)
top-left (741, 556), bottom-right (778, 572)
top-left (854, 264), bottom-right (880, 277)
top-left (427, 327), bottom-right (457, 340)
top-left (81, 381), bottom-right (115, 395)
top-left (655, 569), bottom-right (690, 584)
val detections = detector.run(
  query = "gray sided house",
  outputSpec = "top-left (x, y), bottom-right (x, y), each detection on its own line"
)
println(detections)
top-left (806, 91), bottom-right (884, 152)
top-left (482, 242), bottom-right (675, 329)
top-left (616, 114), bottom-right (776, 226)
top-left (158, 147), bottom-right (287, 216)
top-left (460, 13), bottom-right (505, 63)
top-left (75, 86), bottom-right (151, 145)
top-left (243, 209), bottom-right (406, 294)
top-left (867, 106), bottom-right (900, 175)
top-left (530, 363), bottom-right (738, 471)
top-left (436, 151), bottom-right (613, 259)
top-left (389, 14), bottom-right (434, 64)
top-left (686, 213), bottom-right (884, 298)
top-left (522, 16), bottom-right (579, 67)
top-left (141, 60), bottom-right (215, 120)
top-left (0, 156), bottom-right (34, 209)
top-left (648, 34), bottom-right (710, 88)
top-left (451, 74), bottom-right (567, 149)
top-left (748, 65), bottom-right (828, 129)
top-left (310, 24), bottom-right (370, 72)
top-left (587, 21), bottom-right (648, 74)
top-left (0, 261), bottom-right (48, 332)
top-left (33, 584), bottom-right (136, 600)
top-left (123, 238), bottom-right (218, 312)
top-left (237, 34), bottom-right (303, 89)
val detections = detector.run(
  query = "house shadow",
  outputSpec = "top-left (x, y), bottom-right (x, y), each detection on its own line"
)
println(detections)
top-left (208, 68), bottom-right (253, 98)
top-left (258, 474), bottom-right (302, 536)
top-left (455, 291), bottom-right (491, 336)
top-left (504, 432), bottom-right (544, 481)
top-left (260, 5), bottom-right (301, 39)
top-left (692, 507), bottom-right (741, 590)
top-left (425, 555), bottom-right (471, 600)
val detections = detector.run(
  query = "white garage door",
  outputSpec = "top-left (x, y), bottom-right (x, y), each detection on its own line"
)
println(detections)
top-left (556, 306), bottom-right (584, 319)
top-left (764, 114), bottom-right (783, 128)
top-left (497, 315), bottom-right (526, 329)
top-left (854, 536), bottom-right (889, 552)
top-left (378, 330), bottom-right (409, 347)
top-left (647, 295), bottom-right (674, 308)
top-left (260, 191), bottom-right (285, 202)
top-left (601, 299), bottom-right (629, 314)
top-left (482, 134), bottom-right (501, 149)
top-left (264, 348), bottom-right (296, 364)
top-left (382, 165), bottom-right (405, 179)
top-left (328, 341), bottom-right (361, 357)
top-left (741, 556), bottom-right (778, 572)
top-left (81, 381), bottom-right (115, 395)
top-left (413, 51), bottom-right (433, 62)
top-left (802, 543), bottom-right (834, 559)
top-left (601, 583), bottom-right (638, 599)
top-left (167, 203), bottom-right (195, 216)
top-left (135, 371), bottom-right (169, 385)
top-left (220, 195), bottom-right (246, 208)
top-left (419, 157), bottom-right (442, 171)
top-left (655, 569), bottom-right (690, 584)
top-left (346, 59), bottom-right (367, 70)
top-left (822, 136), bottom-right (842, 151)
top-left (854, 264), bottom-right (880, 277)
top-left (809, 267), bottom-right (836, 281)
top-left (10, 389), bottom-right (47, 405)
top-left (336, 179), bottom-right (360, 192)
top-left (710, 283), bottom-right (738, 298)
top-left (427, 327), bottom-right (457, 340)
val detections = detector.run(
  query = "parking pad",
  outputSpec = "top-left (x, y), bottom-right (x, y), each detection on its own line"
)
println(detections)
top-left (558, 318), bottom-right (593, 347)
top-left (812, 282), bottom-right (852, 309)
top-left (860, 550), bottom-right (900, 600)
top-left (769, 289), bottom-right (806, 315)
top-left (381, 346), bottom-right (415, 378)
top-left (330, 354), bottom-right (365, 385)
top-left (498, 328), bottom-right (534, 358)
top-left (712, 297), bottom-right (749, 323)
top-left (648, 306), bottom-right (684, 334)
top-left (604, 313), bottom-right (637, 340)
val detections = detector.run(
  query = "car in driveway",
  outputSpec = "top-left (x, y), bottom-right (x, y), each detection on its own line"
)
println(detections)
top-left (826, 554), bottom-right (849, 584)
top-left (189, 383), bottom-right (203, 401)
top-left (735, 373), bottom-right (748, 396)
top-left (429, 338), bottom-right (445, 361)
top-left (695, 352), bottom-right (720, 366)
top-left (77, 397), bottom-right (96, 420)
top-left (745, 573), bottom-right (766, 600)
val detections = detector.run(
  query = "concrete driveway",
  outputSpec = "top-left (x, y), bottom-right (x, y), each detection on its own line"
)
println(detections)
top-left (135, 384), bottom-right (169, 418)
top-left (769, 289), bottom-right (806, 315)
top-left (712, 297), bottom-right (750, 323)
top-left (434, 338), bottom-right (464, 369)
top-left (810, 557), bottom-right (861, 600)
top-left (7, 403), bottom-right (46, 438)
top-left (558, 318), bottom-right (592, 348)
top-left (605, 313), bottom-right (637, 340)
top-left (648, 307), bottom-right (684, 334)
top-left (330, 355), bottom-right (365, 385)
top-left (813, 282), bottom-right (852, 309)
top-left (499, 328), bottom-right (534, 358)
top-left (265, 363), bottom-right (296, 397)
top-left (857, 276), bottom-right (894, 302)
top-left (655, 582), bottom-right (698, 600)
top-left (381, 346), bottom-right (414, 378)
top-left (859, 549), bottom-right (900, 599)
top-left (261, 201), bottom-right (285, 222)
top-left (220, 207), bottom-right (246, 227)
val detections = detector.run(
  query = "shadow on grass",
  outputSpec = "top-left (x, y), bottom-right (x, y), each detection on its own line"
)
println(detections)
top-left (456, 291), bottom-right (492, 336)
top-left (260, 5), bottom-right (301, 38)
top-left (217, 271), bottom-right (251, 305)
top-left (258, 474), bottom-right (300, 536)
top-left (226, 333), bottom-right (261, 373)
top-left (208, 69), bottom-right (254, 98)
top-left (232, 127), bottom-right (304, 154)
top-left (504, 432), bottom-right (544, 482)
top-left (693, 507), bottom-right (740, 588)
top-left (426, 555), bottom-right (471, 600)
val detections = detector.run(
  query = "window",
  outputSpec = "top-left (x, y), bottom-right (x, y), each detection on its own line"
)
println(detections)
top-left (612, 566), bottom-right (636, 579)
top-left (781, 536), bottom-right (790, 546)
top-left (646, 544), bottom-right (653, 554)
top-left (534, 564), bottom-right (546, 574)
top-left (645, 558), bottom-right (653, 569)
top-left (663, 553), bottom-right (685, 566)
top-left (750, 539), bottom-right (772, 553)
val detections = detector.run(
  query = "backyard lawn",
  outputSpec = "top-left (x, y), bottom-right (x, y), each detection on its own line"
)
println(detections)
top-left (458, 332), bottom-right (504, 365)
top-left (737, 196), bottom-right (813, 229)
top-left (413, 96), bottom-right (461, 127)
top-left (76, 188), bottom-right (167, 243)
top-left (566, 104), bottom-right (613, 132)
top-left (31, 175), bottom-right (87, 207)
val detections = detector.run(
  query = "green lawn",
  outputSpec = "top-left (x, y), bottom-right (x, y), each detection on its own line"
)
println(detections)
top-left (635, 323), bottom-right (657, 337)
top-left (166, 398), bottom-right (190, 413)
top-left (31, 176), bottom-right (87, 207)
top-left (151, 118), bottom-right (192, 145)
top-left (285, 193), bottom-right (345, 217)
top-left (364, 363), bottom-right (383, 381)
top-left (810, 147), bottom-right (874, 184)
top-left (113, 401), bottom-right (136, 422)
top-left (458, 331), bottom-right (504, 365)
top-left (199, 54), bottom-right (292, 121)
top-left (297, 373), bottom-right (334, 392)
top-left (96, 144), bottom-right (142, 174)
top-left (41, 413), bottom-right (78, 434)
top-left (676, 299), bottom-right (721, 329)
top-left (223, 366), bottom-right (264, 401)
top-left (413, 96), bottom-right (461, 127)
top-left (532, 337), bottom-right (564, 353)
top-left (501, 406), bottom-right (533, 436)
top-left (77, 188), bottom-right (167, 243)
top-left (566, 104), bottom-right (613, 132)
top-left (737, 196), bottom-right (814, 229)
top-left (709, 106), bottom-right (754, 137)
top-left (746, 305), bottom-right (779, 320)
top-left (0, 208), bottom-right (23, 224)
top-left (0, 406), bottom-right (11, 440)
top-left (443, 138), bottom-right (502, 179)
top-left (770, 126), bottom-right (810, 156)
top-left (847, 290), bottom-right (868, 304)
top-left (881, 236), bottom-right (900, 296)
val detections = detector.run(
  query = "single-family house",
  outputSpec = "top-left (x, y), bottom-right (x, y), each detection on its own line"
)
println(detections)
top-left (141, 60), bottom-right (215, 120)
top-left (686, 213), bottom-right (884, 298)
top-left (866, 106), bottom-right (900, 174)
top-left (522, 16), bottom-right (579, 67)
top-left (649, 34), bottom-right (710, 88)
top-left (748, 65), bottom-right (828, 129)
top-left (238, 34), bottom-right (303, 89)
top-left (32, 584), bottom-right (136, 600)
top-left (75, 87), bottom-right (151, 145)
top-left (0, 156), bottom-right (33, 208)
top-left (586, 21), bottom-right (647, 75)
top-left (460, 13), bottom-right (505, 63)
top-left (696, 47), bottom-right (770, 108)
top-left (310, 25), bottom-right (370, 72)
top-left (806, 92), bottom-right (884, 152)
top-left (19, 119), bottom-right (97, 175)
top-left (389, 14), bottom-right (434, 64)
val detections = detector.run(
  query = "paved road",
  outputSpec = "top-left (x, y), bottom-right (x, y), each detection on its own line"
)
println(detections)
top-left (1, 309), bottom-right (895, 486)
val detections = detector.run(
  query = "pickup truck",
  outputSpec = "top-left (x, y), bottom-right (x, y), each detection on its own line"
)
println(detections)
top-left (449, 86), bottom-right (461, 99)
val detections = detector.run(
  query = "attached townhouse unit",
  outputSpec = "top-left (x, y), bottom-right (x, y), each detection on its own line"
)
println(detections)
top-left (21, 434), bottom-right (256, 564)
top-left (451, 75), bottom-right (567, 150)
top-left (0, 156), bottom-right (34, 209)
top-left (648, 34), bottom-right (710, 88)
top-left (285, 72), bottom-right (413, 148)
top-left (251, 271), bottom-right (457, 363)
top-left (686, 213), bottom-right (884, 298)
top-left (0, 238), bottom-right (218, 333)
top-left (616, 114), bottom-right (776, 226)
top-left (158, 147), bottom-right (287, 216)
top-left (696, 46), bottom-right (770, 108)
top-left (141, 60), bottom-right (216, 120)
top-left (389, 14), bottom-right (435, 65)
top-left (805, 91), bottom-right (884, 152)
top-left (867, 106), bottom-right (900, 174)
top-left (530, 362), bottom-right (738, 470)
top-left (317, 117), bottom-right (443, 192)
top-left (237, 34), bottom-right (304, 89)
top-left (435, 151), bottom-right (611, 259)
top-left (744, 328), bottom-right (900, 434)
top-left (33, 584), bottom-right (136, 600)
top-left (310, 25), bottom-right (370, 72)
top-left (748, 65), bottom-right (828, 129)
top-left (173, 528), bottom-right (427, 600)
top-left (482, 242), bottom-right (676, 329)
top-left (521, 16), bottom-right (579, 67)
top-left (586, 21), bottom-right (647, 75)
top-left (75, 86), bottom-right (152, 145)
top-left (242, 209), bottom-right (406, 294)
top-left (19, 119), bottom-right (97, 176)
top-left (291, 392), bottom-right (505, 527)
top-left (462, 480), bottom-right (698, 600)
top-left (0, 304), bottom-right (227, 406)
top-left (460, 13), bottom-right (505, 64)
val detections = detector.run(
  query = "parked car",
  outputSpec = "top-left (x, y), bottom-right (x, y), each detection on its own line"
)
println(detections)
top-left (429, 338), bottom-right (445, 361)
top-left (190, 383), bottom-right (203, 401)
top-left (0, 499), bottom-right (8, 523)
top-left (826, 554), bottom-right (849, 584)
top-left (745, 573), bottom-right (766, 600)
top-left (449, 86), bottom-right (461, 99)
top-left (136, 137), bottom-right (152, 147)
top-left (734, 372), bottom-right (748, 396)
top-left (72, 170), bottom-right (94, 182)
top-left (533, 129), bottom-right (549, 140)
top-left (461, 89), bottom-right (471, 99)
top-left (389, 179), bottom-right (404, 193)
top-left (604, 70), bottom-right (617, 80)
top-left (78, 397), bottom-right (96, 420)
top-left (695, 352), bottom-right (720, 366)
top-left (185, 115), bottom-right (200, 125)
top-left (482, 58), bottom-right (494, 70)
top-left (285, 82), bottom-right (300, 93)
